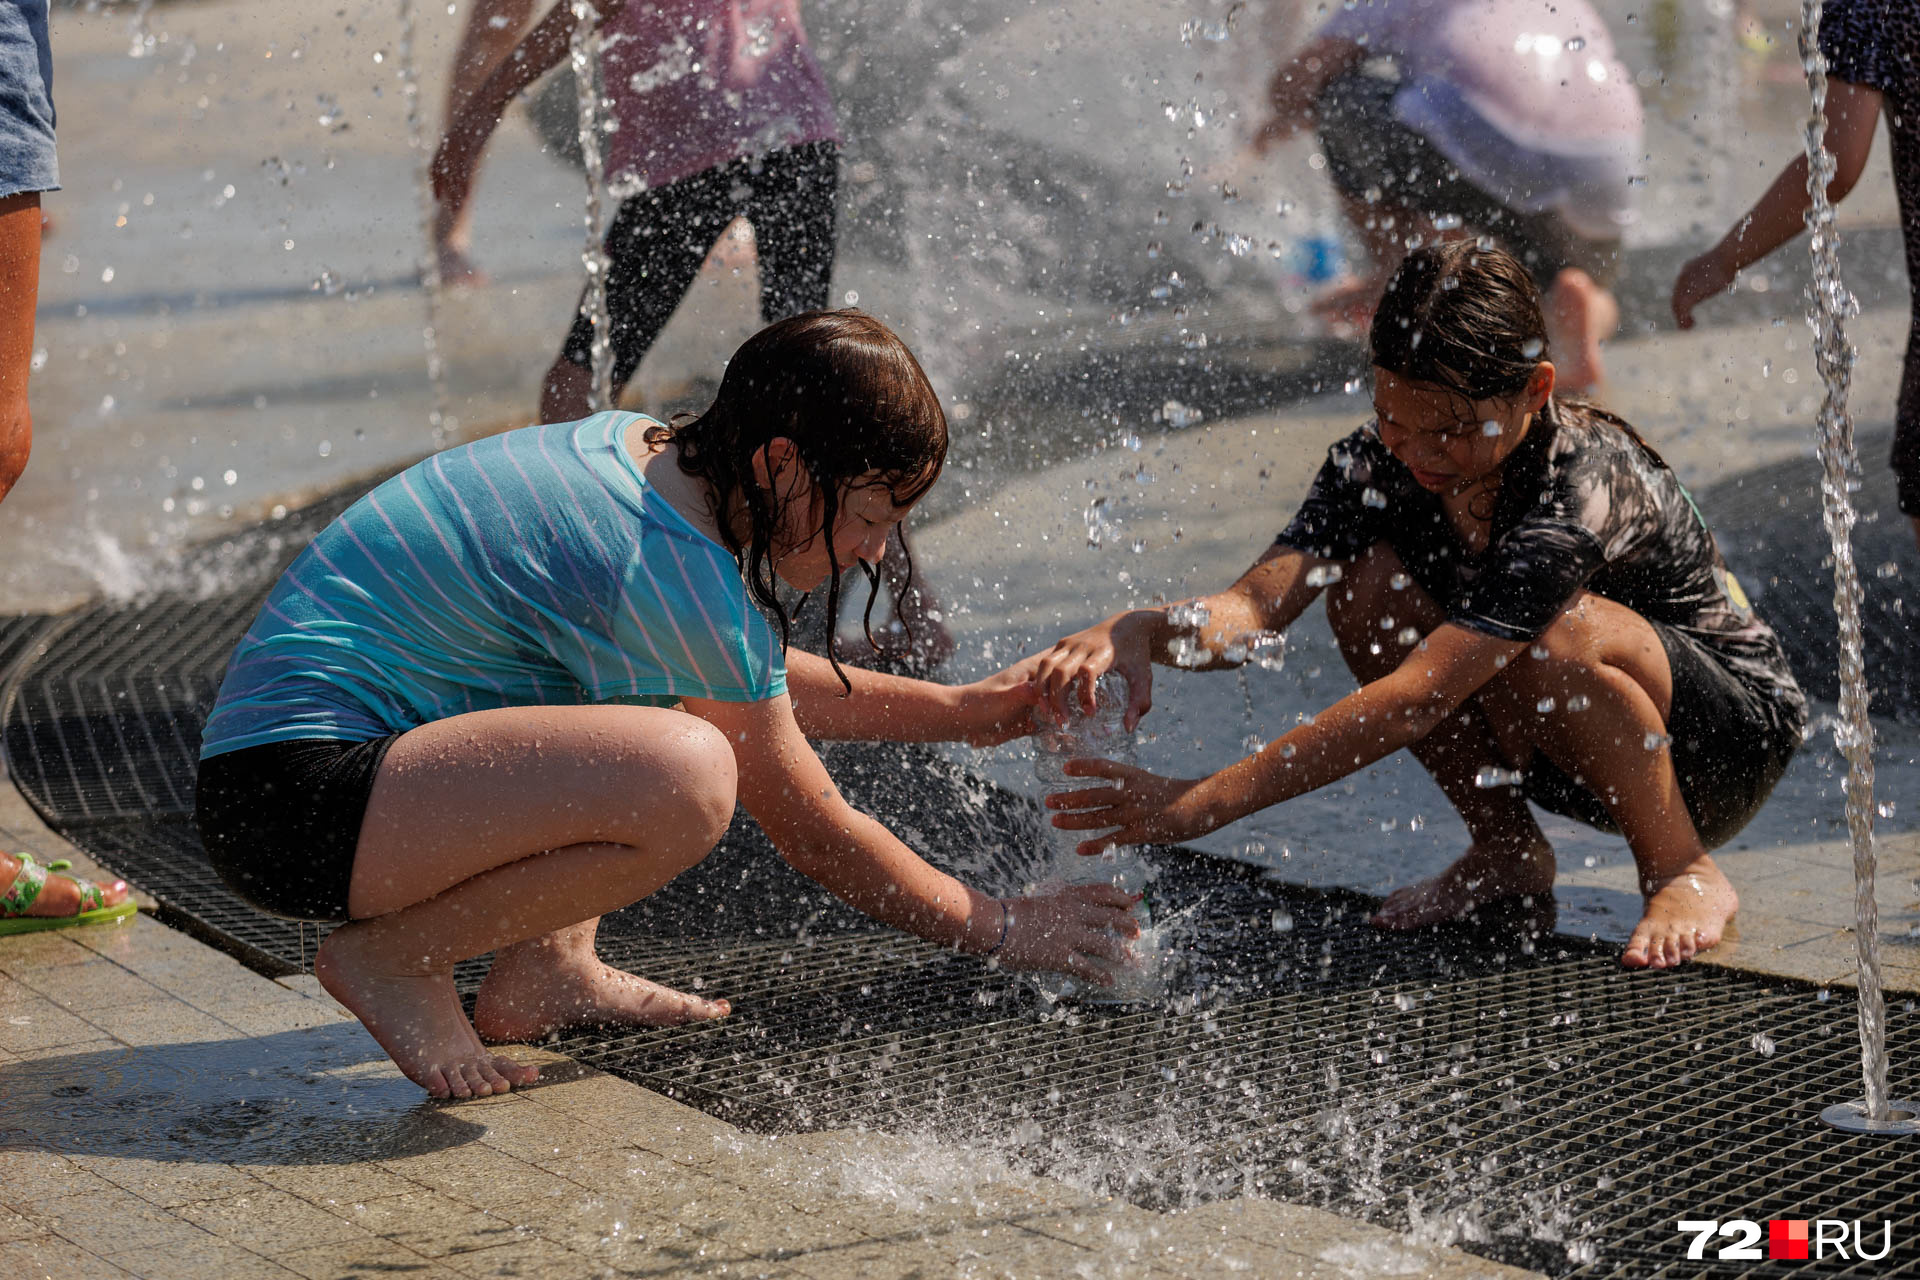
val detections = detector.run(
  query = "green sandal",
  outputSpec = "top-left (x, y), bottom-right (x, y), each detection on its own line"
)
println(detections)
top-left (0, 853), bottom-right (138, 935)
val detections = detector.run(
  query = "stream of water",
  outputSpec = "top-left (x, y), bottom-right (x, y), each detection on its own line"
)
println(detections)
top-left (567, 2), bottom-right (615, 412)
top-left (1798, 0), bottom-right (1888, 1122)
top-left (398, 0), bottom-right (453, 450)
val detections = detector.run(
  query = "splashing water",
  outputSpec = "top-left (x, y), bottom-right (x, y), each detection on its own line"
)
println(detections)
top-left (397, 0), bottom-right (453, 449)
top-left (569, 2), bottom-right (615, 410)
top-left (1800, 0), bottom-right (1887, 1122)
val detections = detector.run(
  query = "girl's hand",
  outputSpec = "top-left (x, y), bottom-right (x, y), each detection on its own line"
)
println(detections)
top-left (1031, 610), bottom-right (1158, 730)
top-left (1671, 249), bottom-right (1737, 330)
top-left (1045, 758), bottom-right (1223, 854)
top-left (993, 881), bottom-right (1141, 985)
top-left (951, 658), bottom-right (1045, 748)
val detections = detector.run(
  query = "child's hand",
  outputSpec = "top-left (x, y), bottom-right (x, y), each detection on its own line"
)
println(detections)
top-left (1045, 759), bottom-right (1220, 854)
top-left (1671, 249), bottom-right (1738, 330)
top-left (993, 882), bottom-right (1141, 984)
top-left (952, 659), bottom-right (1045, 747)
top-left (1030, 610), bottom-right (1158, 730)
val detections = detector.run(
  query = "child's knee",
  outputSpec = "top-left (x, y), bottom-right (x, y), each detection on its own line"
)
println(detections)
top-left (630, 719), bottom-right (737, 865)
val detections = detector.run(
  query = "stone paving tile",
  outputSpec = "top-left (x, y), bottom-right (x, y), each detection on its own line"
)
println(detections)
top-left (470, 1096), bottom-right (621, 1164)
top-left (238, 1161), bottom-right (422, 1209)
top-left (0, 975), bottom-right (115, 1053)
top-left (533, 1146), bottom-right (738, 1217)
top-left (211, 1000), bottom-right (353, 1039)
top-left (0, 1235), bottom-right (137, 1280)
top-left (68, 1155), bottom-right (270, 1211)
top-left (273, 1236), bottom-right (465, 1280)
top-left (175, 1187), bottom-right (378, 1257)
top-left (0, 1203), bottom-right (42, 1243)
top-left (68, 998), bottom-right (236, 1048)
top-left (9, 957), bottom-right (174, 1014)
top-left (22, 1188), bottom-right (220, 1257)
top-left (102, 1232), bottom-right (305, 1280)
top-left (324, 1192), bottom-right (523, 1258)
top-left (434, 1235), bottom-right (606, 1280)
top-left (0, 1152), bottom-right (127, 1211)
top-left (377, 1142), bottom-right (575, 1211)
top-left (0, 930), bottom-right (115, 974)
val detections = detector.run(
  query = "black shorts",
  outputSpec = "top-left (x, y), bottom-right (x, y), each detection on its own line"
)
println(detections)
top-left (1522, 624), bottom-right (1800, 849)
top-left (1315, 70), bottom-right (1620, 288)
top-left (194, 736), bottom-right (400, 922)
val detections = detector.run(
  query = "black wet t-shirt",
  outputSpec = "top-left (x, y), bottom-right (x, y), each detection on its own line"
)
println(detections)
top-left (1274, 398), bottom-right (1808, 722)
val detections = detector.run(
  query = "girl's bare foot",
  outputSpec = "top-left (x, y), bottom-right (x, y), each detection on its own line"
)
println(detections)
top-left (1372, 839), bottom-right (1557, 930)
top-left (1623, 856), bottom-right (1738, 969)
top-left (315, 929), bottom-right (538, 1099)
top-left (1544, 268), bottom-right (1619, 396)
top-left (471, 947), bottom-right (730, 1043)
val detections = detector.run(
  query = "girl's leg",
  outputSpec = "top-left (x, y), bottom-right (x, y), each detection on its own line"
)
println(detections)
top-left (744, 142), bottom-right (837, 321)
top-left (538, 166), bottom-right (744, 422)
top-left (1544, 267), bottom-right (1620, 397)
top-left (1326, 544), bottom-right (1556, 926)
top-left (317, 705), bottom-right (737, 1097)
top-left (435, 0), bottom-right (540, 283)
top-left (1476, 594), bottom-right (1739, 969)
top-left (0, 191), bottom-right (41, 503)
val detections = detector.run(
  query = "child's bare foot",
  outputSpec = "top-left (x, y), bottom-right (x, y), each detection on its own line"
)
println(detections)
top-left (471, 947), bottom-right (730, 1043)
top-left (1623, 856), bottom-right (1738, 969)
top-left (315, 929), bottom-right (537, 1098)
top-left (1372, 839), bottom-right (1557, 930)
top-left (1545, 268), bottom-right (1619, 396)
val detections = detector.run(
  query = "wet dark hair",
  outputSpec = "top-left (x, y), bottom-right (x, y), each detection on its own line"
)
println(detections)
top-left (1369, 240), bottom-right (1548, 403)
top-left (644, 309), bottom-right (948, 692)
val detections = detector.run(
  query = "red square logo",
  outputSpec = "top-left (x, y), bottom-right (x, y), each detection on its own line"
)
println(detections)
top-left (1770, 1219), bottom-right (1809, 1260)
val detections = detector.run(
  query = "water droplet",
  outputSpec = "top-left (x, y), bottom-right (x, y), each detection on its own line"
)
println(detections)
top-left (1643, 732), bottom-right (1671, 751)
top-left (1876, 561), bottom-right (1901, 579)
top-left (1474, 766), bottom-right (1524, 788)
top-left (1521, 338), bottom-right (1545, 358)
top-left (1271, 909), bottom-right (1294, 933)
top-left (1565, 34), bottom-right (1587, 51)
top-left (1566, 695), bottom-right (1591, 712)
top-left (1161, 399), bottom-right (1203, 428)
top-left (1396, 627), bottom-right (1420, 646)
top-left (1431, 212), bottom-right (1462, 232)
top-left (1536, 697), bottom-right (1556, 713)
top-left (1304, 565), bottom-right (1344, 588)
top-left (1481, 420), bottom-right (1502, 437)
top-left (1750, 1032), bottom-right (1776, 1057)
top-left (1389, 572), bottom-right (1411, 591)
top-left (1361, 487), bottom-right (1388, 509)
top-left (1280, 742), bottom-right (1297, 759)
top-left (1394, 992), bottom-right (1418, 1012)
top-left (1530, 644), bottom-right (1550, 660)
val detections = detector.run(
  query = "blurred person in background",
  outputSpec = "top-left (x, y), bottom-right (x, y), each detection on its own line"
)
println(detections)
top-left (1252, 0), bottom-right (1644, 397)
top-left (1673, 0), bottom-right (1920, 552)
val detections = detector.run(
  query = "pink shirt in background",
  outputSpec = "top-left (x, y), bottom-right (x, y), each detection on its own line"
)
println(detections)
top-left (600, 0), bottom-right (840, 196)
top-left (1320, 0), bottom-right (1644, 236)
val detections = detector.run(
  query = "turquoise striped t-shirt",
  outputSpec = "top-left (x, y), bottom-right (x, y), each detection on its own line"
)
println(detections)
top-left (200, 413), bottom-right (787, 758)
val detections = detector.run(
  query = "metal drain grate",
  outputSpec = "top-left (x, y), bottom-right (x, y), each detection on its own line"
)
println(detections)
top-left (7, 482), bottom-right (1920, 1279)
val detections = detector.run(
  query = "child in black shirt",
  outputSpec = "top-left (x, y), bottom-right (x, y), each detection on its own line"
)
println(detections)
top-left (1032, 244), bottom-right (1807, 969)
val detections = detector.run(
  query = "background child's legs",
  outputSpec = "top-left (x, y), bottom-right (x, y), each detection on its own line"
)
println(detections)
top-left (1892, 311), bottom-right (1920, 552)
top-left (540, 166), bottom-right (751, 423)
top-left (743, 141), bottom-right (837, 324)
top-left (317, 704), bottom-right (737, 1097)
top-left (435, 0), bottom-right (539, 283)
top-left (0, 190), bottom-right (41, 503)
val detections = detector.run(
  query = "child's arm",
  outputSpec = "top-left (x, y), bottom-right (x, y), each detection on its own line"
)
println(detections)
top-left (1672, 79), bottom-right (1882, 329)
top-left (430, 0), bottom-right (629, 243)
top-left (680, 692), bottom-right (1140, 982)
top-left (1047, 621), bottom-right (1524, 852)
top-left (1252, 35), bottom-right (1365, 156)
top-left (783, 648), bottom-right (1040, 746)
top-left (1029, 545), bottom-right (1330, 730)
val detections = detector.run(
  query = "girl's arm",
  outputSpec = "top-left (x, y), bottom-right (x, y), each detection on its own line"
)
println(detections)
top-left (1672, 79), bottom-right (1882, 329)
top-left (1048, 622), bottom-right (1524, 852)
top-left (783, 648), bottom-right (1039, 746)
top-left (430, 0), bottom-right (629, 239)
top-left (1252, 35), bottom-right (1366, 155)
top-left (1030, 545), bottom-right (1330, 730)
top-left (679, 692), bottom-right (1139, 981)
